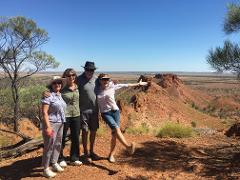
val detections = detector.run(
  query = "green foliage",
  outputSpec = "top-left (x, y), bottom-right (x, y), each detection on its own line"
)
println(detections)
top-left (224, 3), bottom-right (240, 34)
top-left (207, 2), bottom-right (240, 78)
top-left (0, 84), bottom-right (46, 124)
top-left (157, 122), bottom-right (193, 138)
top-left (116, 88), bottom-right (137, 104)
top-left (191, 102), bottom-right (199, 110)
top-left (127, 112), bottom-right (137, 126)
top-left (125, 122), bottom-right (150, 135)
top-left (19, 85), bottom-right (46, 107)
top-left (96, 125), bottom-right (107, 137)
top-left (0, 135), bottom-right (9, 147)
top-left (207, 41), bottom-right (240, 77)
top-left (19, 85), bottom-right (46, 122)
top-left (191, 121), bottom-right (197, 128)
top-left (0, 87), bottom-right (14, 120)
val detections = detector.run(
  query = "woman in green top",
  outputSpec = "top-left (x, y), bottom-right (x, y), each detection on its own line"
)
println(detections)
top-left (58, 68), bottom-right (82, 166)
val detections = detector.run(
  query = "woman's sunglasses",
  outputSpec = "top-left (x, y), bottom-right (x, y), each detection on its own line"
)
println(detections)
top-left (101, 78), bottom-right (110, 81)
top-left (52, 81), bottom-right (62, 85)
top-left (67, 74), bottom-right (76, 77)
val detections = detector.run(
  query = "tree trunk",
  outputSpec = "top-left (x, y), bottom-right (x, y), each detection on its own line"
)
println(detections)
top-left (0, 138), bottom-right (43, 159)
top-left (12, 82), bottom-right (20, 132)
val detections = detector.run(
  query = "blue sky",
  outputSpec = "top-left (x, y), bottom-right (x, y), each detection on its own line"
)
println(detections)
top-left (1, 0), bottom-right (238, 72)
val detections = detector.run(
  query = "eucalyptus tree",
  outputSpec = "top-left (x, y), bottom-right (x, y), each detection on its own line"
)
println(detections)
top-left (0, 16), bottom-right (59, 132)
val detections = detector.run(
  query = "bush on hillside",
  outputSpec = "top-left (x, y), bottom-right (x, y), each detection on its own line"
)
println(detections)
top-left (0, 84), bottom-right (46, 126)
top-left (125, 122), bottom-right (150, 135)
top-left (191, 121), bottom-right (197, 128)
top-left (157, 122), bottom-right (193, 138)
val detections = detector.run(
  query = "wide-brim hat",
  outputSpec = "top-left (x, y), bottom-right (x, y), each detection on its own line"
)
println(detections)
top-left (48, 76), bottom-right (66, 87)
top-left (82, 61), bottom-right (97, 70)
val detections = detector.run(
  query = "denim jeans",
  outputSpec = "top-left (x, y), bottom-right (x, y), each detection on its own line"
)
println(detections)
top-left (101, 110), bottom-right (120, 130)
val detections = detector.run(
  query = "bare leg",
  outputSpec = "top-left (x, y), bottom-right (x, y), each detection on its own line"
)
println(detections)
top-left (82, 130), bottom-right (88, 155)
top-left (109, 131), bottom-right (117, 156)
top-left (115, 128), bottom-right (131, 148)
top-left (90, 130), bottom-right (96, 154)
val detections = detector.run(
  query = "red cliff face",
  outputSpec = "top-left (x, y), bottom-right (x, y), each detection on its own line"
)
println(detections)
top-left (119, 74), bottom-right (224, 129)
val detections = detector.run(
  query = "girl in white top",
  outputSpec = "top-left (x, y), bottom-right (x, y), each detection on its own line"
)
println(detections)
top-left (96, 73), bottom-right (148, 163)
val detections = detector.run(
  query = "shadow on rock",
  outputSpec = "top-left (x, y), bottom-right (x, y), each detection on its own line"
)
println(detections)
top-left (120, 139), bottom-right (240, 179)
top-left (0, 156), bottom-right (42, 180)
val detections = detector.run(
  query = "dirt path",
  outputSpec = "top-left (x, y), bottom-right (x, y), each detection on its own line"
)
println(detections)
top-left (1, 134), bottom-right (240, 180)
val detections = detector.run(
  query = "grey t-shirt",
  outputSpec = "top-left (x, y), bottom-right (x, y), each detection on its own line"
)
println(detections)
top-left (77, 73), bottom-right (98, 112)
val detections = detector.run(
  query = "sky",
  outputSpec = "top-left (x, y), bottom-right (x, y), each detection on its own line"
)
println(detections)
top-left (0, 0), bottom-right (239, 72)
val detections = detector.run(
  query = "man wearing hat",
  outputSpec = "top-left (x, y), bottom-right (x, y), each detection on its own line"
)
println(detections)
top-left (77, 61), bottom-right (100, 162)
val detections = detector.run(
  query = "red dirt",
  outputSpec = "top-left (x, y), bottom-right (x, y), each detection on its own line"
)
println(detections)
top-left (18, 118), bottom-right (41, 139)
top-left (1, 133), bottom-right (240, 179)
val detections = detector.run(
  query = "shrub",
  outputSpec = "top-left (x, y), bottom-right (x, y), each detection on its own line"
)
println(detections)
top-left (0, 84), bottom-right (46, 126)
top-left (96, 125), bottom-right (107, 137)
top-left (191, 102), bottom-right (199, 110)
top-left (157, 122), bottom-right (193, 138)
top-left (116, 86), bottom-right (141, 104)
top-left (125, 122), bottom-right (150, 135)
top-left (0, 135), bottom-right (9, 147)
top-left (191, 121), bottom-right (197, 128)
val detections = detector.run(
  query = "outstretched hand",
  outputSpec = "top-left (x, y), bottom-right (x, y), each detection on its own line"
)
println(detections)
top-left (139, 79), bottom-right (148, 86)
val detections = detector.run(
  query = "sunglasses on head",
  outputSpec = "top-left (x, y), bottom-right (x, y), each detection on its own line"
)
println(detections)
top-left (67, 74), bottom-right (76, 77)
top-left (85, 68), bottom-right (95, 72)
top-left (52, 81), bottom-right (62, 85)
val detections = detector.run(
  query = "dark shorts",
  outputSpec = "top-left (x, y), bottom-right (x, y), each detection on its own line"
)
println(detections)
top-left (101, 110), bottom-right (120, 130)
top-left (80, 109), bottom-right (99, 131)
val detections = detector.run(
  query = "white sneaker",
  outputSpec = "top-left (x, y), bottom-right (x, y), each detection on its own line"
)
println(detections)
top-left (59, 160), bottom-right (67, 168)
top-left (52, 163), bottom-right (64, 172)
top-left (43, 168), bottom-right (57, 178)
top-left (70, 160), bottom-right (83, 166)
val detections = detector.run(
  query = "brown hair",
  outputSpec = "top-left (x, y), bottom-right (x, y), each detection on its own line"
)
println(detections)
top-left (98, 73), bottom-right (110, 79)
top-left (62, 68), bottom-right (77, 78)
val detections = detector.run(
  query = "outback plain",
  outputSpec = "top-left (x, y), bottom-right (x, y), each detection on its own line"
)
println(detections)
top-left (0, 72), bottom-right (240, 180)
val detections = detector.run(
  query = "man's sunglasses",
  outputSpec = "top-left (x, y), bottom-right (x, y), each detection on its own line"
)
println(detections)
top-left (85, 68), bottom-right (95, 72)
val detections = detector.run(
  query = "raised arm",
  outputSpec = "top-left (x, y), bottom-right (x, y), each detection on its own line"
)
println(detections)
top-left (114, 79), bottom-right (148, 90)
